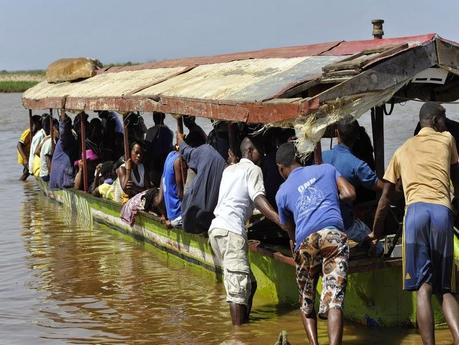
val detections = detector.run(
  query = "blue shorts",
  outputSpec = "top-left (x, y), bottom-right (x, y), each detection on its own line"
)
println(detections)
top-left (403, 202), bottom-right (455, 294)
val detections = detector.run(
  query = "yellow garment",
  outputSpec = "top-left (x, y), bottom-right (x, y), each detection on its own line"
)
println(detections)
top-left (98, 183), bottom-right (115, 201)
top-left (454, 234), bottom-right (459, 265)
top-left (17, 128), bottom-right (31, 165)
top-left (32, 155), bottom-right (41, 177)
top-left (384, 127), bottom-right (459, 210)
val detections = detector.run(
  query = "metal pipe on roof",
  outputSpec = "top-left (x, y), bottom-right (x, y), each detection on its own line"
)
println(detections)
top-left (372, 19), bottom-right (384, 40)
top-left (123, 113), bottom-right (130, 162)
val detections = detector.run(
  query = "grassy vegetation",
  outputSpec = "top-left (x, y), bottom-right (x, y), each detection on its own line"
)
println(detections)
top-left (0, 80), bottom-right (40, 92)
top-left (0, 70), bottom-right (45, 92)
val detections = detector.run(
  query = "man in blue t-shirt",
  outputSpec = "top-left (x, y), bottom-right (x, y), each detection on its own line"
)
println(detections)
top-left (275, 142), bottom-right (355, 345)
top-left (323, 120), bottom-right (384, 255)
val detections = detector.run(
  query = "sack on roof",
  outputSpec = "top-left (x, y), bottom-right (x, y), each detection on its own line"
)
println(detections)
top-left (46, 57), bottom-right (103, 83)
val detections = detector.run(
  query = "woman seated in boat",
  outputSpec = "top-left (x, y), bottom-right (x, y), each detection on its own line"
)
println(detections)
top-left (116, 141), bottom-right (151, 204)
top-left (49, 112), bottom-right (78, 189)
top-left (74, 149), bottom-right (100, 191)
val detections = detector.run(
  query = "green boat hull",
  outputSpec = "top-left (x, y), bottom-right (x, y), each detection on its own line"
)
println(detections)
top-left (36, 179), bottom-right (458, 328)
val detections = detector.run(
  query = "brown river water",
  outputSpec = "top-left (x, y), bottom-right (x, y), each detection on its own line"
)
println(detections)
top-left (0, 93), bottom-right (457, 344)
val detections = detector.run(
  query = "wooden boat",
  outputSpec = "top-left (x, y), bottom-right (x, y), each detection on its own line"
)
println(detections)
top-left (23, 31), bottom-right (459, 327)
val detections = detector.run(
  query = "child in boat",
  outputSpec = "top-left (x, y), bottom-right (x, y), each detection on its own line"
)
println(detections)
top-left (17, 115), bottom-right (41, 181)
top-left (372, 102), bottom-right (459, 345)
top-left (116, 141), bottom-right (151, 204)
top-left (92, 161), bottom-right (116, 200)
top-left (275, 142), bottom-right (355, 345)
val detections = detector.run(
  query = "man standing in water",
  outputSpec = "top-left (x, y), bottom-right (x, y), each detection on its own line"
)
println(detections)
top-left (275, 142), bottom-right (355, 345)
top-left (208, 137), bottom-right (280, 325)
top-left (372, 102), bottom-right (459, 345)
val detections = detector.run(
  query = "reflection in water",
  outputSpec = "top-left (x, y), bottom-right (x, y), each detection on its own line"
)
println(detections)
top-left (0, 93), bottom-right (455, 344)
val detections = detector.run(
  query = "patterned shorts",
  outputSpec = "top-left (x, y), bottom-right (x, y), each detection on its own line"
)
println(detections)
top-left (294, 228), bottom-right (349, 319)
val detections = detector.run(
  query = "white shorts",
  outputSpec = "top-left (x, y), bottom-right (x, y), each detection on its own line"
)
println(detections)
top-left (209, 228), bottom-right (251, 306)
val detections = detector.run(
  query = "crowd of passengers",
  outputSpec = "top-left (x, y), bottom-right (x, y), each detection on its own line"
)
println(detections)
top-left (17, 104), bottom-right (459, 345)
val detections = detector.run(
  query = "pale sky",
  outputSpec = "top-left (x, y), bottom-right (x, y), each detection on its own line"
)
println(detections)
top-left (1, 0), bottom-right (459, 71)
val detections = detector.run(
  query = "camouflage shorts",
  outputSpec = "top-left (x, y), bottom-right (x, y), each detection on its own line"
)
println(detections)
top-left (294, 228), bottom-right (349, 319)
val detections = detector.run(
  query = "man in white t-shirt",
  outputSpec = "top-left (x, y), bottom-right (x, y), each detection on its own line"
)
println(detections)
top-left (39, 120), bottom-right (59, 181)
top-left (209, 137), bottom-right (280, 325)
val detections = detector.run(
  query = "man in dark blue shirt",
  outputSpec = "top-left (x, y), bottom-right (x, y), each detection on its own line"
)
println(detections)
top-left (275, 142), bottom-right (355, 345)
top-left (323, 120), bottom-right (383, 255)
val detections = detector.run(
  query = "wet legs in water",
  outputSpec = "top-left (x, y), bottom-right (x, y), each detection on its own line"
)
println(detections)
top-left (229, 278), bottom-right (257, 326)
top-left (416, 282), bottom-right (459, 345)
top-left (300, 307), bottom-right (343, 345)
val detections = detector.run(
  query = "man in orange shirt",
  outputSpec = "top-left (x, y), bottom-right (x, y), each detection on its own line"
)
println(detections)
top-left (372, 102), bottom-right (459, 345)
top-left (17, 115), bottom-right (41, 181)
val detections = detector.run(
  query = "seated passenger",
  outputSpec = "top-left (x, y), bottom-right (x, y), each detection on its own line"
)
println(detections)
top-left (125, 112), bottom-right (147, 144)
top-left (74, 149), bottom-right (100, 191)
top-left (184, 115), bottom-right (207, 145)
top-left (92, 161), bottom-right (116, 200)
top-left (49, 112), bottom-right (78, 189)
top-left (98, 111), bottom-right (124, 161)
top-left (86, 118), bottom-right (104, 158)
top-left (145, 112), bottom-right (174, 186)
top-left (323, 120), bottom-right (384, 255)
top-left (17, 115), bottom-right (41, 181)
top-left (29, 114), bottom-right (48, 176)
top-left (160, 150), bottom-right (187, 227)
top-left (39, 119), bottom-right (59, 182)
top-left (116, 142), bottom-right (151, 203)
top-left (207, 120), bottom-right (230, 161)
top-left (177, 131), bottom-right (226, 234)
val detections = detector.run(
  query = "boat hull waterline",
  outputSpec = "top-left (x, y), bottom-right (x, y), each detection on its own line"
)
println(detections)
top-left (35, 179), bottom-right (458, 328)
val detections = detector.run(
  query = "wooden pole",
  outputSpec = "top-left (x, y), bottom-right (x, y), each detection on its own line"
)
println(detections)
top-left (314, 141), bottom-right (323, 165)
top-left (227, 122), bottom-right (237, 155)
top-left (80, 113), bottom-right (88, 192)
top-left (176, 116), bottom-right (184, 136)
top-left (28, 109), bottom-right (33, 135)
top-left (370, 19), bottom-right (385, 178)
top-left (371, 107), bottom-right (385, 178)
top-left (49, 109), bottom-right (55, 153)
top-left (123, 113), bottom-right (130, 161)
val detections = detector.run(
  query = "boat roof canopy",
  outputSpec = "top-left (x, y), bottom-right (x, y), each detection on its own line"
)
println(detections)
top-left (22, 33), bottom-right (459, 124)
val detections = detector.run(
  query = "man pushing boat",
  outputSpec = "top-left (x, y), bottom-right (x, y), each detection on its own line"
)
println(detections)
top-left (208, 137), bottom-right (280, 325)
top-left (372, 102), bottom-right (459, 345)
top-left (275, 142), bottom-right (355, 345)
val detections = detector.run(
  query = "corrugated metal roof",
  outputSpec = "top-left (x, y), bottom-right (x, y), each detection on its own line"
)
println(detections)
top-left (135, 56), bottom-right (341, 102)
top-left (22, 33), bottom-right (459, 124)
